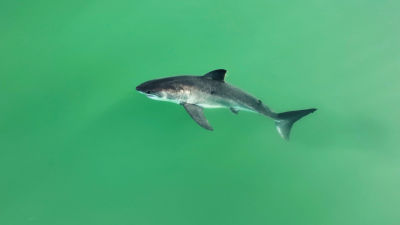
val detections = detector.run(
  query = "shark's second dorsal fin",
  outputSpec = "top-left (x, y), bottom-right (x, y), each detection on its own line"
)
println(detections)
top-left (203, 69), bottom-right (227, 81)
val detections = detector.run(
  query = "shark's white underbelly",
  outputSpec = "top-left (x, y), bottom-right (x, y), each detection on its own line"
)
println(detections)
top-left (196, 103), bottom-right (225, 108)
top-left (194, 96), bottom-right (254, 112)
top-left (189, 93), bottom-right (231, 108)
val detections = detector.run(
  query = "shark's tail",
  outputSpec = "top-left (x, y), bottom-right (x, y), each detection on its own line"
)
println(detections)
top-left (273, 108), bottom-right (317, 140)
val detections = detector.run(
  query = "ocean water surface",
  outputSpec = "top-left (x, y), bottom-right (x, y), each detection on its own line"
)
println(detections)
top-left (1, 1), bottom-right (399, 225)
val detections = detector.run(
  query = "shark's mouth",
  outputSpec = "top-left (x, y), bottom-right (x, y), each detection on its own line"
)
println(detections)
top-left (142, 92), bottom-right (161, 100)
top-left (137, 90), bottom-right (165, 101)
top-left (146, 94), bottom-right (158, 99)
top-left (138, 91), bottom-right (157, 97)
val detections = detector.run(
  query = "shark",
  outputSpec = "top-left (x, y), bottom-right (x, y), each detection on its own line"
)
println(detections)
top-left (136, 69), bottom-right (316, 140)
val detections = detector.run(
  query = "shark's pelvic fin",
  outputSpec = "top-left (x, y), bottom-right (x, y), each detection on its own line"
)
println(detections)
top-left (274, 108), bottom-right (317, 140)
top-left (182, 103), bottom-right (213, 131)
top-left (230, 107), bottom-right (239, 114)
top-left (203, 69), bottom-right (227, 81)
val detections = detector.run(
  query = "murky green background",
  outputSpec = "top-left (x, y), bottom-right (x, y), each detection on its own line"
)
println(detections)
top-left (1, 1), bottom-right (399, 224)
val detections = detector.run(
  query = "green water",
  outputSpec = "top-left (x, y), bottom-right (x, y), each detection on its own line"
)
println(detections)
top-left (1, 1), bottom-right (400, 225)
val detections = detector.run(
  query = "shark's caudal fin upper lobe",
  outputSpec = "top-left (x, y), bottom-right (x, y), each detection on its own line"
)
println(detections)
top-left (274, 108), bottom-right (317, 140)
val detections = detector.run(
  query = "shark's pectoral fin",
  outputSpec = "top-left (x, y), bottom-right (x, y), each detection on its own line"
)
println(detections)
top-left (182, 103), bottom-right (213, 131)
top-left (230, 107), bottom-right (239, 114)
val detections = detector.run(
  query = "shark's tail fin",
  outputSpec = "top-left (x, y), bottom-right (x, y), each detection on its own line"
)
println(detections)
top-left (274, 108), bottom-right (317, 140)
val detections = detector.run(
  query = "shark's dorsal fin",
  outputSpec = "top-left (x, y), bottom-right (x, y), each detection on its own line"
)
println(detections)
top-left (182, 103), bottom-right (213, 131)
top-left (203, 69), bottom-right (227, 81)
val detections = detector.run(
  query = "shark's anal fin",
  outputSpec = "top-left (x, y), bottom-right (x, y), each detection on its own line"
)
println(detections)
top-left (182, 103), bottom-right (213, 131)
top-left (230, 107), bottom-right (239, 114)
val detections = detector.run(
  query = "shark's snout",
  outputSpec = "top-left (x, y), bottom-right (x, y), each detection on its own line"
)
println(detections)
top-left (136, 82), bottom-right (158, 97)
top-left (136, 83), bottom-right (149, 94)
top-left (136, 84), bottom-right (143, 92)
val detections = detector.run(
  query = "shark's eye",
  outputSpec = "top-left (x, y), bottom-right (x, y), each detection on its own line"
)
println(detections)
top-left (146, 90), bottom-right (151, 94)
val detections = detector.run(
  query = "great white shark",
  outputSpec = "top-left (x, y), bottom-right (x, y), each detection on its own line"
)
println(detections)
top-left (136, 69), bottom-right (316, 140)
